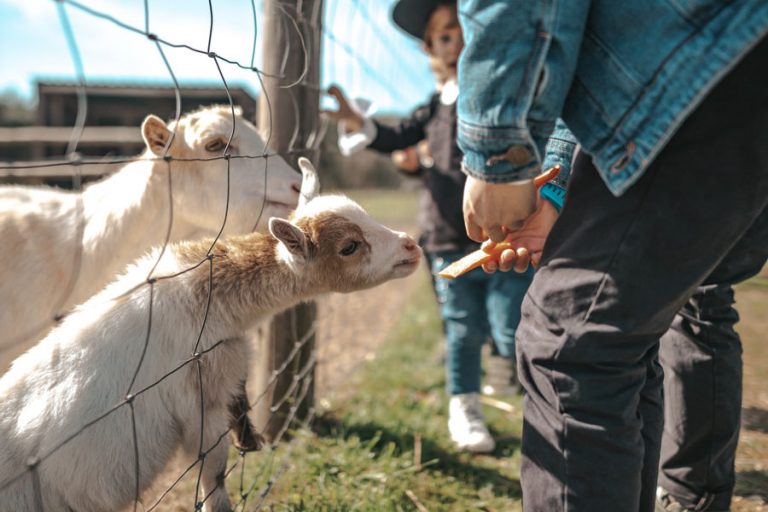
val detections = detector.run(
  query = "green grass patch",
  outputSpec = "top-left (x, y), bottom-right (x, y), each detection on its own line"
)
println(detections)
top-left (242, 272), bottom-right (524, 511)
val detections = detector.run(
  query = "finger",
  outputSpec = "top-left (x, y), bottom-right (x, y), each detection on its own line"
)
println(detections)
top-left (503, 233), bottom-right (545, 255)
top-left (530, 252), bottom-right (542, 268)
top-left (498, 248), bottom-right (517, 272)
top-left (533, 164), bottom-right (561, 187)
top-left (487, 225), bottom-right (506, 243)
top-left (482, 260), bottom-right (498, 274)
top-left (464, 213), bottom-right (486, 243)
top-left (513, 247), bottom-right (531, 273)
top-left (326, 86), bottom-right (353, 113)
top-left (391, 151), bottom-right (406, 165)
top-left (481, 239), bottom-right (497, 253)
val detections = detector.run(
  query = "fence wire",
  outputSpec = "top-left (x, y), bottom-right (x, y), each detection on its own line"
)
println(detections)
top-left (0, 0), bottom-right (427, 510)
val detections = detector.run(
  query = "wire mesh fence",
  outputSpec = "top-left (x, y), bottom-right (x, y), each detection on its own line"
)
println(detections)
top-left (0, 0), bottom-right (428, 510)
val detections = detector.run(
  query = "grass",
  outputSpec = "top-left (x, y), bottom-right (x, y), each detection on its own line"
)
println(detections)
top-left (233, 271), bottom-right (524, 511)
top-left (732, 276), bottom-right (768, 511)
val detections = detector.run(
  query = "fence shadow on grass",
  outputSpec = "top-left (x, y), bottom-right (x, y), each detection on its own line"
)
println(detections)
top-left (313, 413), bottom-right (522, 499)
top-left (742, 406), bottom-right (768, 434)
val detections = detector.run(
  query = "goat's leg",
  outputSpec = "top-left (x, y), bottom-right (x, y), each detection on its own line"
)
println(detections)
top-left (228, 380), bottom-right (264, 452)
top-left (183, 408), bottom-right (233, 512)
top-left (200, 438), bottom-right (232, 512)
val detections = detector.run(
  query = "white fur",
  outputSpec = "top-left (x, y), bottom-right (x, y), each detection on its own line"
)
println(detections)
top-left (0, 106), bottom-right (301, 355)
top-left (289, 193), bottom-right (421, 287)
top-left (0, 161), bottom-right (421, 512)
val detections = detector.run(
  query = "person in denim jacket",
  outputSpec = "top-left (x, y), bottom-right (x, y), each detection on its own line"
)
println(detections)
top-left (324, 0), bottom-right (569, 454)
top-left (454, 1), bottom-right (768, 511)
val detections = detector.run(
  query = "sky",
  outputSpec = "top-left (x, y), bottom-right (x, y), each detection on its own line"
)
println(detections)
top-left (0, 0), bottom-right (435, 115)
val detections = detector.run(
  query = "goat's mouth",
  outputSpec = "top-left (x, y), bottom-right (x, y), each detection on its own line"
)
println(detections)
top-left (393, 257), bottom-right (420, 268)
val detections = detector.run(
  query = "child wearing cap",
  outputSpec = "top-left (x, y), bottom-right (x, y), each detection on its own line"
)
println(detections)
top-left (324, 0), bottom-right (532, 454)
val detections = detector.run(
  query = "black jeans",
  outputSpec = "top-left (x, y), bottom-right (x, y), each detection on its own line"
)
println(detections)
top-left (517, 37), bottom-right (768, 511)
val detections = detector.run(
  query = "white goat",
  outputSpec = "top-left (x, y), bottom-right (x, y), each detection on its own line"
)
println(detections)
top-left (0, 158), bottom-right (421, 512)
top-left (0, 105), bottom-right (302, 357)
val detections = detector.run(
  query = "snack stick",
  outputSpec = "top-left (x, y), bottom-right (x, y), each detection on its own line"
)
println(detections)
top-left (437, 242), bottom-right (515, 279)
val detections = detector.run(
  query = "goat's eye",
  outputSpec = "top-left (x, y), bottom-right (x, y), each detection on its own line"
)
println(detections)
top-left (205, 139), bottom-right (227, 153)
top-left (339, 240), bottom-right (360, 256)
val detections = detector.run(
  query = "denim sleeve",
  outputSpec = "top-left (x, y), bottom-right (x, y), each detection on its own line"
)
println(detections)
top-left (542, 119), bottom-right (577, 188)
top-left (457, 0), bottom-right (590, 183)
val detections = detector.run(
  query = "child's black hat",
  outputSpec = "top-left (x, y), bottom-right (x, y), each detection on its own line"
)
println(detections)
top-left (392, 0), bottom-right (450, 41)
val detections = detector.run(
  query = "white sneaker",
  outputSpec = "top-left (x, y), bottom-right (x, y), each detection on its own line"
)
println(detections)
top-left (448, 393), bottom-right (496, 453)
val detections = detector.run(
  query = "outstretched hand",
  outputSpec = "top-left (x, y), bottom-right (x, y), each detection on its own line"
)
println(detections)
top-left (322, 85), bottom-right (364, 133)
top-left (480, 197), bottom-right (559, 273)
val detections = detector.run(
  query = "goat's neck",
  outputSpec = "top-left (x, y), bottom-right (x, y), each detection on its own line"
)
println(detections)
top-left (181, 234), bottom-right (313, 332)
top-left (78, 157), bottom-right (174, 296)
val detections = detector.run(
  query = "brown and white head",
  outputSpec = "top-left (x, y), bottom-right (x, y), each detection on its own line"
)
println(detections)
top-left (268, 158), bottom-right (422, 293)
top-left (141, 105), bottom-right (302, 234)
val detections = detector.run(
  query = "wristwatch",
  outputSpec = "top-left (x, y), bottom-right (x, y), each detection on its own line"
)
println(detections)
top-left (539, 182), bottom-right (566, 213)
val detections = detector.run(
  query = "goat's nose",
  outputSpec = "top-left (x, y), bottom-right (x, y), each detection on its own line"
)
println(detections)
top-left (402, 236), bottom-right (418, 252)
top-left (290, 182), bottom-right (301, 195)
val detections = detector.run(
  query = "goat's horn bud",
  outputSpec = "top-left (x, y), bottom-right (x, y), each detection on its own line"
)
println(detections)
top-left (297, 157), bottom-right (320, 207)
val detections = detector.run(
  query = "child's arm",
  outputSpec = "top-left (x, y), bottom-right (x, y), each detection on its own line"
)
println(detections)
top-left (324, 85), bottom-right (431, 156)
top-left (368, 104), bottom-right (431, 153)
top-left (323, 85), bottom-right (366, 133)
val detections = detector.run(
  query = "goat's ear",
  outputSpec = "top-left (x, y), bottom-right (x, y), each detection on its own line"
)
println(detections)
top-left (141, 115), bottom-right (171, 156)
top-left (297, 157), bottom-right (320, 207)
top-left (269, 217), bottom-right (309, 259)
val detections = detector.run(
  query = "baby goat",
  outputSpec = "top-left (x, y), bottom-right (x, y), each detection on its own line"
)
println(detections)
top-left (0, 159), bottom-right (421, 512)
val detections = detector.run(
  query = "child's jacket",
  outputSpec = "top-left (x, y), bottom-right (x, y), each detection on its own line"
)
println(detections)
top-left (367, 93), bottom-right (474, 255)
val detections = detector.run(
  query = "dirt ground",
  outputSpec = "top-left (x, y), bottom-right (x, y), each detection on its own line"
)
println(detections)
top-left (315, 263), bottom-right (426, 397)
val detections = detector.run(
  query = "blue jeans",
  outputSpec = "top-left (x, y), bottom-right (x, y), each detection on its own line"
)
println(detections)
top-left (431, 251), bottom-right (534, 396)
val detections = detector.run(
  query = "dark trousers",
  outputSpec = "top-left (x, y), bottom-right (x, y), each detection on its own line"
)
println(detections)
top-left (517, 36), bottom-right (768, 511)
top-left (660, 204), bottom-right (768, 510)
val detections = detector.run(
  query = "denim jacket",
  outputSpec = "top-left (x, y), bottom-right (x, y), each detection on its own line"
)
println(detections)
top-left (457, 0), bottom-right (768, 196)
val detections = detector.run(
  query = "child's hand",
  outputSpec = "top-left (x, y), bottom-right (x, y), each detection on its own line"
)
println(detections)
top-left (481, 197), bottom-right (559, 273)
top-left (322, 85), bottom-right (365, 133)
top-left (392, 147), bottom-right (420, 173)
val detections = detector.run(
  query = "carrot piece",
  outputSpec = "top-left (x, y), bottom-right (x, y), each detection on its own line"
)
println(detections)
top-left (437, 165), bottom-right (561, 280)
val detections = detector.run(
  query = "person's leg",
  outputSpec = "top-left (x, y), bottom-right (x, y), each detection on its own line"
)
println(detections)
top-left (658, 211), bottom-right (768, 511)
top-left (432, 252), bottom-right (496, 452)
top-left (517, 36), bottom-right (768, 511)
top-left (432, 252), bottom-right (491, 395)
top-left (486, 266), bottom-right (534, 394)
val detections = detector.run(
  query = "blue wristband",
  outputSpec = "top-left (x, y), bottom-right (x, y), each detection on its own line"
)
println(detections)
top-left (539, 182), bottom-right (566, 213)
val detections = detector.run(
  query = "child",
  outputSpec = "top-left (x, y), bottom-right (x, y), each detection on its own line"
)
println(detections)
top-left (324, 0), bottom-right (532, 453)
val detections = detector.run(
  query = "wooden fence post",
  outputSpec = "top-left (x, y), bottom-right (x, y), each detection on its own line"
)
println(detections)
top-left (252, 0), bottom-right (323, 442)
